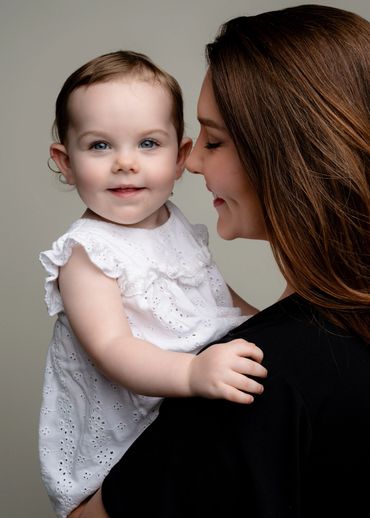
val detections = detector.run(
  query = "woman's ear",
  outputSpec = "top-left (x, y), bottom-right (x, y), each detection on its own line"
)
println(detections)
top-left (175, 137), bottom-right (193, 179)
top-left (50, 143), bottom-right (75, 185)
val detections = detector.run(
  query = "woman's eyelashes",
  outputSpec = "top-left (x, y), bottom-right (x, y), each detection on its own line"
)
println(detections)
top-left (204, 141), bottom-right (221, 150)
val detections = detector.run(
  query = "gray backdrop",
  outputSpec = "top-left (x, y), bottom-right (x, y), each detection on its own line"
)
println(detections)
top-left (1, 1), bottom-right (368, 516)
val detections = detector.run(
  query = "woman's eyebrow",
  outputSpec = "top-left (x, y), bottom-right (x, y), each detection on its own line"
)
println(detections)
top-left (198, 117), bottom-right (226, 131)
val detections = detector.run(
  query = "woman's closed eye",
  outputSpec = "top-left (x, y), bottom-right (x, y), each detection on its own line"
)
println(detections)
top-left (204, 141), bottom-right (221, 150)
top-left (139, 139), bottom-right (159, 150)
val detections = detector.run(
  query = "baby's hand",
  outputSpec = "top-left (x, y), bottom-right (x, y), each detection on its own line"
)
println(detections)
top-left (188, 339), bottom-right (267, 404)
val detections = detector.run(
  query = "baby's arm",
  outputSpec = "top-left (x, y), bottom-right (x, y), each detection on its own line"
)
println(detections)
top-left (228, 285), bottom-right (259, 316)
top-left (59, 246), bottom-right (266, 404)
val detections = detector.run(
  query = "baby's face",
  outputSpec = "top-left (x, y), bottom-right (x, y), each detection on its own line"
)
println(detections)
top-left (59, 79), bottom-right (182, 228)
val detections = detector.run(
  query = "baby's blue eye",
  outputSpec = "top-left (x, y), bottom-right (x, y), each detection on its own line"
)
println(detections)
top-left (140, 139), bottom-right (157, 149)
top-left (92, 142), bottom-right (109, 150)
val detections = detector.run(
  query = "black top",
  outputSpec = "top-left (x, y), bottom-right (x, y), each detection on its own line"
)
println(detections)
top-left (102, 295), bottom-right (370, 517)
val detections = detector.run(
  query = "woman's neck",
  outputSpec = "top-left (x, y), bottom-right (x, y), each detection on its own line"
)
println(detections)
top-left (278, 283), bottom-right (295, 301)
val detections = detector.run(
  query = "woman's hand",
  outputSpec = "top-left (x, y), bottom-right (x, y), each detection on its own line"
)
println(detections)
top-left (188, 339), bottom-right (267, 404)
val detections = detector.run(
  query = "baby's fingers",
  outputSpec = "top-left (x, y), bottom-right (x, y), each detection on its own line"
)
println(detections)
top-left (231, 370), bottom-right (265, 395)
top-left (220, 384), bottom-right (255, 405)
top-left (236, 356), bottom-right (267, 379)
top-left (219, 370), bottom-right (264, 403)
top-left (230, 339), bottom-right (265, 364)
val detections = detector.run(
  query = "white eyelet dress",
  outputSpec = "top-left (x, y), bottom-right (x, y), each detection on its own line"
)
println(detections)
top-left (39, 201), bottom-right (248, 517)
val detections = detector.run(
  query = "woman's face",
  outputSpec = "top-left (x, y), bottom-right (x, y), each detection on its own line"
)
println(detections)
top-left (186, 72), bottom-right (266, 241)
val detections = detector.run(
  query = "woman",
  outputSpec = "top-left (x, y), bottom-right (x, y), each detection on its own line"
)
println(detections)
top-left (80, 4), bottom-right (370, 517)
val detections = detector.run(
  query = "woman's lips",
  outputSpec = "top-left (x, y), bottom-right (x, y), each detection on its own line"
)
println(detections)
top-left (213, 196), bottom-right (225, 207)
top-left (208, 188), bottom-right (225, 207)
top-left (206, 184), bottom-right (225, 207)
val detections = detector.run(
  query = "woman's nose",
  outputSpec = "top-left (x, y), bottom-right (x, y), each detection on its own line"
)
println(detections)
top-left (185, 138), bottom-right (202, 175)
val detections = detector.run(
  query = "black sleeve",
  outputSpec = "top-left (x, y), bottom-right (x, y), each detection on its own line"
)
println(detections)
top-left (102, 375), bottom-right (311, 518)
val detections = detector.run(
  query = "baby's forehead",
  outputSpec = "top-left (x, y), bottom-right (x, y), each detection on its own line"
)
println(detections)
top-left (68, 77), bottom-right (171, 114)
top-left (72, 74), bottom-right (168, 97)
top-left (66, 79), bottom-right (176, 136)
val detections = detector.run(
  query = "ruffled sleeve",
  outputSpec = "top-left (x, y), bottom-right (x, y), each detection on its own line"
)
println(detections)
top-left (39, 220), bottom-right (124, 316)
top-left (39, 205), bottom-right (216, 316)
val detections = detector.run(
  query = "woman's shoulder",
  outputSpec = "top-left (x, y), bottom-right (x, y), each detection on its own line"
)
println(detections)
top-left (221, 294), bottom-right (368, 384)
top-left (225, 294), bottom-right (360, 341)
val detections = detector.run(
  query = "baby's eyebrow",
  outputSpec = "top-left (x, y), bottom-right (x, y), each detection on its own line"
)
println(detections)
top-left (77, 131), bottom-right (107, 141)
top-left (76, 129), bottom-right (171, 141)
top-left (140, 128), bottom-right (170, 138)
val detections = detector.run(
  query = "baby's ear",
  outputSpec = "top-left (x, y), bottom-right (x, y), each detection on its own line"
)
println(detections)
top-left (175, 137), bottom-right (193, 179)
top-left (50, 143), bottom-right (75, 185)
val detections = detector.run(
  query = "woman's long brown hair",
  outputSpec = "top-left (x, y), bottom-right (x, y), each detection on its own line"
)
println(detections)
top-left (207, 5), bottom-right (370, 342)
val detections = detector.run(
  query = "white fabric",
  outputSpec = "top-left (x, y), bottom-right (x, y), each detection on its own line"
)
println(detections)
top-left (39, 202), bottom-right (247, 517)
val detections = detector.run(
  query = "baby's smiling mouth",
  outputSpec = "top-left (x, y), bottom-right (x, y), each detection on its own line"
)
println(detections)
top-left (108, 186), bottom-right (145, 196)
